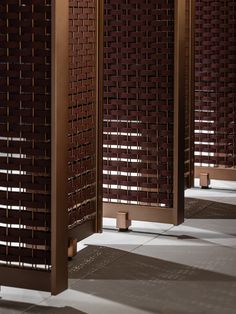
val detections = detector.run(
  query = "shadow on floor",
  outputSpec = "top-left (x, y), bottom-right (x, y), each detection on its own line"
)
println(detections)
top-left (185, 197), bottom-right (236, 219)
top-left (69, 245), bottom-right (236, 314)
top-left (0, 299), bottom-right (86, 314)
top-left (69, 245), bottom-right (236, 281)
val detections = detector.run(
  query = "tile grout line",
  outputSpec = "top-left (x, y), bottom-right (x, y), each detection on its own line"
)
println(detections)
top-left (128, 225), bottom-right (176, 255)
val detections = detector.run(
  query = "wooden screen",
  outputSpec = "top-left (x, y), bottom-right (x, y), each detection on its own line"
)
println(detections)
top-left (68, 0), bottom-right (102, 240)
top-left (0, 0), bottom-right (68, 294)
top-left (184, 0), bottom-right (195, 189)
top-left (0, 0), bottom-right (102, 294)
top-left (0, 0), bottom-right (52, 289)
top-left (194, 0), bottom-right (236, 180)
top-left (103, 0), bottom-right (188, 225)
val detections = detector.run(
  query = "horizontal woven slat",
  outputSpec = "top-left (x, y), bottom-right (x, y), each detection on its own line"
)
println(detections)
top-left (0, 245), bottom-right (50, 265)
top-left (0, 227), bottom-right (50, 245)
top-left (0, 208), bottom-right (50, 227)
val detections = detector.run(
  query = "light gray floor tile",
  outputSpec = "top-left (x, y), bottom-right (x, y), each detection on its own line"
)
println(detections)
top-left (134, 242), bottom-right (236, 277)
top-left (103, 218), bottom-right (173, 234)
top-left (79, 229), bottom-right (157, 252)
top-left (0, 287), bottom-right (50, 314)
top-left (27, 289), bottom-right (150, 314)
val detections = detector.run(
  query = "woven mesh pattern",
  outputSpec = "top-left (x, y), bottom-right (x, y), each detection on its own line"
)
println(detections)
top-left (0, 1), bottom-right (51, 269)
top-left (195, 0), bottom-right (236, 168)
top-left (103, 0), bottom-right (175, 207)
top-left (68, 0), bottom-right (97, 228)
top-left (184, 0), bottom-right (193, 187)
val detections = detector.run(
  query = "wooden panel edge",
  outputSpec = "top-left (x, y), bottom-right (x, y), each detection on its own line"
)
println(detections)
top-left (95, 0), bottom-right (104, 233)
top-left (195, 166), bottom-right (236, 181)
top-left (103, 203), bottom-right (176, 225)
top-left (188, 0), bottom-right (195, 188)
top-left (51, 0), bottom-right (69, 295)
top-left (173, 0), bottom-right (187, 225)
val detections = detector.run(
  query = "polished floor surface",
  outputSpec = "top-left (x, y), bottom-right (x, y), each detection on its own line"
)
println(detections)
top-left (1, 180), bottom-right (236, 314)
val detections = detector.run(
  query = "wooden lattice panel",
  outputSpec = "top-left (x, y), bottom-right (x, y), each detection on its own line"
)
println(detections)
top-left (184, 0), bottom-right (194, 188)
top-left (0, 0), bottom-right (51, 269)
top-left (195, 0), bottom-right (236, 168)
top-left (68, 0), bottom-right (97, 228)
top-left (103, 0), bottom-right (175, 207)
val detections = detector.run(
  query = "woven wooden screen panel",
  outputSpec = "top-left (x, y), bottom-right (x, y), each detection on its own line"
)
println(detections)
top-left (0, 1), bottom-right (51, 269)
top-left (68, 0), bottom-right (97, 228)
top-left (103, 0), bottom-right (175, 207)
top-left (184, 0), bottom-right (194, 188)
top-left (184, 0), bottom-right (191, 186)
top-left (195, 0), bottom-right (236, 168)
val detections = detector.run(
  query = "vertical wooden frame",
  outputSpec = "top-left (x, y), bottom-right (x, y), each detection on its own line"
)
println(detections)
top-left (173, 0), bottom-right (187, 224)
top-left (188, 0), bottom-right (195, 188)
top-left (51, 0), bottom-right (69, 295)
top-left (184, 0), bottom-right (195, 190)
top-left (95, 0), bottom-right (104, 233)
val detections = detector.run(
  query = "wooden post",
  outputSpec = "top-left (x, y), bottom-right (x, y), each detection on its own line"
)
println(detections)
top-left (116, 212), bottom-right (131, 231)
top-left (68, 238), bottom-right (78, 258)
top-left (200, 173), bottom-right (210, 189)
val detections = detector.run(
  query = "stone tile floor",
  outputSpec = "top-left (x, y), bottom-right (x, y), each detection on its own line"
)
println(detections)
top-left (0, 180), bottom-right (236, 314)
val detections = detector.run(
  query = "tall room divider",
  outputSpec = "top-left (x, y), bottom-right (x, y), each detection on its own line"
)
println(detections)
top-left (194, 0), bottom-right (236, 181)
top-left (103, 0), bottom-right (190, 225)
top-left (184, 0), bottom-right (195, 189)
top-left (68, 0), bottom-right (103, 244)
top-left (0, 0), bottom-right (102, 295)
